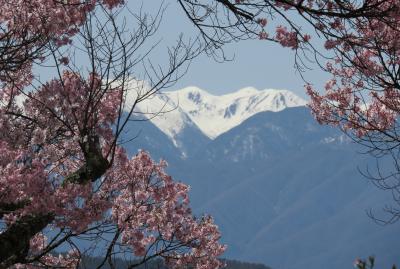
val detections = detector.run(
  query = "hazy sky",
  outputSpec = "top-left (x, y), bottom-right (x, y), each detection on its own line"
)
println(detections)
top-left (35, 2), bottom-right (329, 100)
top-left (123, 1), bottom-right (329, 99)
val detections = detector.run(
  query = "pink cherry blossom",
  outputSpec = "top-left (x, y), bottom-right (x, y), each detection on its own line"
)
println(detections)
top-left (0, 69), bottom-right (225, 268)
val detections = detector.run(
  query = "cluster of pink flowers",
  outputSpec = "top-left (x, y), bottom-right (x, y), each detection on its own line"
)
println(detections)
top-left (275, 26), bottom-right (299, 49)
top-left (0, 0), bottom-right (124, 45)
top-left (103, 150), bottom-right (226, 268)
top-left (0, 71), bottom-right (118, 227)
top-left (0, 0), bottom-right (124, 87)
top-left (12, 234), bottom-right (80, 269)
top-left (0, 0), bottom-right (226, 267)
top-left (283, 0), bottom-right (400, 138)
top-left (0, 68), bottom-right (225, 267)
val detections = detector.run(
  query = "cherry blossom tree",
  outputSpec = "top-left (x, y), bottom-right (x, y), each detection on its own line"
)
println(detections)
top-left (178, 0), bottom-right (400, 223)
top-left (0, 1), bottom-right (225, 268)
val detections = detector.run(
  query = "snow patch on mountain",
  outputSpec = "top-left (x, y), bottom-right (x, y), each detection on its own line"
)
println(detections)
top-left (165, 86), bottom-right (307, 139)
top-left (123, 81), bottom-right (196, 149)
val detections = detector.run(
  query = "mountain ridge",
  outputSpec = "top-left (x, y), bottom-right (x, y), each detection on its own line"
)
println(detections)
top-left (166, 86), bottom-right (307, 139)
top-left (128, 86), bottom-right (307, 141)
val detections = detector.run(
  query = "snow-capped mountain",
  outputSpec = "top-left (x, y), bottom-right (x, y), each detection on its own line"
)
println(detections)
top-left (121, 84), bottom-right (400, 269)
top-left (126, 85), bottom-right (307, 141)
top-left (121, 86), bottom-right (400, 269)
top-left (123, 82), bottom-right (209, 158)
top-left (166, 86), bottom-right (307, 139)
top-left (124, 88), bottom-right (192, 146)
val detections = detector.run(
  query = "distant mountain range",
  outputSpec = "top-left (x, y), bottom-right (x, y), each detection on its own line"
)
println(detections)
top-left (80, 256), bottom-right (271, 269)
top-left (121, 87), bottom-right (400, 269)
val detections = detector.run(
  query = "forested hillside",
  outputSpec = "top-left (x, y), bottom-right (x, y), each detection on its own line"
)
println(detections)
top-left (80, 256), bottom-right (272, 269)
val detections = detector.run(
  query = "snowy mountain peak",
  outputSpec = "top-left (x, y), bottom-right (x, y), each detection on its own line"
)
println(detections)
top-left (125, 84), bottom-right (307, 141)
top-left (165, 87), bottom-right (307, 139)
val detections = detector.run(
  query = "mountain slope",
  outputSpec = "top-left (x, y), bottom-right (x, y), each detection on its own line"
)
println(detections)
top-left (122, 88), bottom-right (400, 269)
top-left (125, 92), bottom-right (210, 158)
top-left (118, 115), bottom-right (183, 164)
top-left (197, 106), bottom-right (343, 164)
top-left (156, 108), bottom-right (399, 269)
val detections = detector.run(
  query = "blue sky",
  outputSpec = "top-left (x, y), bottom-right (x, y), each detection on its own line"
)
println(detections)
top-left (124, 1), bottom-right (330, 99)
top-left (35, 1), bottom-right (329, 100)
